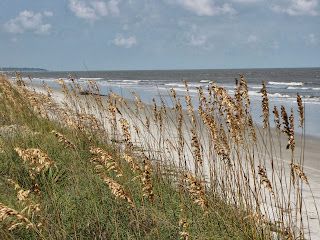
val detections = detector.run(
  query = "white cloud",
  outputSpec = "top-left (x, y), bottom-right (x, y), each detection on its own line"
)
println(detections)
top-left (43, 11), bottom-right (54, 17)
top-left (232, 0), bottom-right (261, 3)
top-left (271, 40), bottom-right (280, 49)
top-left (272, 0), bottom-right (318, 16)
top-left (91, 1), bottom-right (109, 16)
top-left (4, 10), bottom-right (53, 35)
top-left (306, 33), bottom-right (318, 45)
top-left (173, 0), bottom-right (236, 16)
top-left (188, 34), bottom-right (207, 46)
top-left (11, 37), bottom-right (18, 43)
top-left (68, 0), bottom-right (120, 21)
top-left (247, 34), bottom-right (258, 43)
top-left (108, 0), bottom-right (120, 15)
top-left (113, 35), bottom-right (137, 48)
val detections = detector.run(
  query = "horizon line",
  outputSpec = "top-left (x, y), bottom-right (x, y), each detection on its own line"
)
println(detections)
top-left (2, 66), bottom-right (320, 72)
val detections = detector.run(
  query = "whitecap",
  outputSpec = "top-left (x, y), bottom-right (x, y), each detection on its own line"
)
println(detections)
top-left (79, 78), bottom-right (104, 80)
top-left (122, 80), bottom-right (141, 83)
top-left (165, 83), bottom-right (185, 88)
top-left (268, 81), bottom-right (303, 86)
top-left (287, 86), bottom-right (309, 90)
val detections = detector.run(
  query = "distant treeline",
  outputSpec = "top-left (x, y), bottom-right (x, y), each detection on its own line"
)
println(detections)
top-left (0, 67), bottom-right (47, 72)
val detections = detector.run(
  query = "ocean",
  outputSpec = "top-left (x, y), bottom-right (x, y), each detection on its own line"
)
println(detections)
top-left (10, 67), bottom-right (320, 137)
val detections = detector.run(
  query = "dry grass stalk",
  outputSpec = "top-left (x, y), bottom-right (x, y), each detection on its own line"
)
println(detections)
top-left (237, 76), bottom-right (256, 141)
top-left (290, 163), bottom-right (308, 184)
top-left (184, 173), bottom-right (208, 212)
top-left (191, 128), bottom-right (202, 167)
top-left (7, 179), bottom-right (32, 202)
top-left (141, 155), bottom-right (155, 202)
top-left (217, 124), bottom-right (232, 165)
top-left (297, 94), bottom-right (304, 128)
top-left (234, 78), bottom-right (244, 121)
top-left (0, 203), bottom-right (36, 231)
top-left (210, 83), bottom-right (242, 143)
top-left (198, 107), bottom-right (217, 141)
top-left (78, 113), bottom-right (103, 132)
top-left (281, 106), bottom-right (290, 134)
top-left (119, 118), bottom-right (133, 149)
top-left (179, 207), bottom-right (190, 240)
top-left (185, 83), bottom-right (203, 170)
top-left (99, 174), bottom-right (135, 208)
top-left (260, 82), bottom-right (269, 129)
top-left (90, 147), bottom-right (123, 177)
top-left (258, 166), bottom-right (274, 195)
top-left (124, 152), bottom-right (154, 202)
top-left (184, 81), bottom-right (196, 126)
top-left (152, 98), bottom-right (158, 123)
top-left (198, 107), bottom-right (230, 163)
top-left (133, 92), bottom-right (144, 113)
top-left (244, 212), bottom-right (267, 226)
top-left (172, 95), bottom-right (185, 167)
top-left (288, 109), bottom-right (295, 151)
top-left (240, 75), bottom-right (251, 113)
top-left (107, 95), bottom-right (118, 138)
top-left (273, 106), bottom-right (281, 130)
top-left (281, 106), bottom-right (295, 151)
top-left (14, 148), bottom-right (54, 179)
top-left (247, 116), bottom-right (257, 143)
top-left (6, 179), bottom-right (42, 224)
top-left (123, 153), bottom-right (142, 174)
top-left (51, 130), bottom-right (76, 149)
top-left (1, 178), bottom-right (41, 232)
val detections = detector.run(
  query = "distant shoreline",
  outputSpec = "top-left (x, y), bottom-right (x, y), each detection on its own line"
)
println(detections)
top-left (0, 67), bottom-right (48, 72)
top-left (2, 67), bottom-right (320, 73)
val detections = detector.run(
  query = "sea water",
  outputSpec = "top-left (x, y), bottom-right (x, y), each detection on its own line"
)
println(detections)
top-left (10, 67), bottom-right (320, 137)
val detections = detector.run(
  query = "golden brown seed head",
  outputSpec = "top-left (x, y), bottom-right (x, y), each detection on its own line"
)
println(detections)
top-left (273, 106), bottom-right (281, 130)
top-left (260, 81), bottom-right (269, 129)
top-left (14, 148), bottom-right (54, 179)
top-left (297, 94), bottom-right (304, 127)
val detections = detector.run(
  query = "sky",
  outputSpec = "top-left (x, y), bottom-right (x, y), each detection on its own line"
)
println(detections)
top-left (0, 0), bottom-right (319, 71)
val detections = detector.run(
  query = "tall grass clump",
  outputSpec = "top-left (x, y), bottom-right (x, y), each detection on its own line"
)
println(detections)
top-left (0, 73), bottom-right (318, 239)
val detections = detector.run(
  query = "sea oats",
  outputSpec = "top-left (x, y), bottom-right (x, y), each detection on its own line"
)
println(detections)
top-left (7, 179), bottom-right (32, 203)
top-left (51, 130), bottom-right (76, 149)
top-left (191, 128), bottom-right (202, 167)
top-left (258, 166), bottom-right (274, 195)
top-left (288, 108), bottom-right (295, 151)
top-left (291, 163), bottom-right (308, 184)
top-left (152, 98), bottom-right (158, 122)
top-left (273, 106), bottom-right (281, 131)
top-left (185, 81), bottom-right (196, 126)
top-left (120, 118), bottom-right (133, 149)
top-left (260, 82), bottom-right (269, 129)
top-left (179, 207), bottom-right (190, 240)
top-left (14, 148), bottom-right (54, 179)
top-left (100, 174), bottom-right (135, 208)
top-left (133, 92), bottom-right (144, 113)
top-left (123, 153), bottom-right (142, 174)
top-left (0, 203), bottom-right (35, 231)
top-left (141, 155), bottom-right (155, 202)
top-left (90, 147), bottom-right (123, 177)
top-left (297, 94), bottom-right (304, 128)
top-left (240, 75), bottom-right (251, 114)
top-left (281, 106), bottom-right (295, 151)
top-left (184, 172), bottom-right (208, 212)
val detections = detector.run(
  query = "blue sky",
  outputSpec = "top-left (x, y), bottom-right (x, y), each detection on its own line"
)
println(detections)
top-left (0, 0), bottom-right (319, 70)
